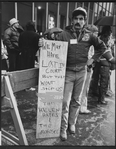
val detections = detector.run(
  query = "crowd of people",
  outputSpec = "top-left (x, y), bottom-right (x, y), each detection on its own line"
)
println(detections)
top-left (1, 6), bottom-right (115, 141)
top-left (2, 18), bottom-right (40, 71)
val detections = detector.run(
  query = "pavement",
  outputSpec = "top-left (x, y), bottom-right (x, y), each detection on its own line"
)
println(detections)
top-left (1, 88), bottom-right (115, 146)
top-left (1, 70), bottom-right (115, 146)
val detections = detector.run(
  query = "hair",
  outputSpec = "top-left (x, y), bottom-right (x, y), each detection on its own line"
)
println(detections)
top-left (25, 21), bottom-right (36, 32)
top-left (101, 26), bottom-right (112, 36)
top-left (99, 26), bottom-right (112, 45)
top-left (47, 32), bottom-right (55, 40)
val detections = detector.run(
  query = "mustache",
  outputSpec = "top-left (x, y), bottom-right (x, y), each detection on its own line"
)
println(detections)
top-left (75, 23), bottom-right (80, 27)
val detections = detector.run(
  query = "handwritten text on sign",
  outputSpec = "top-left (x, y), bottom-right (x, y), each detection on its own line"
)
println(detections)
top-left (36, 99), bottom-right (62, 138)
top-left (38, 40), bottom-right (68, 93)
top-left (36, 40), bottom-right (68, 138)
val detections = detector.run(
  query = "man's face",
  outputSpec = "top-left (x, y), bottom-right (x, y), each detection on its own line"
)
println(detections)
top-left (72, 15), bottom-right (86, 31)
top-left (13, 22), bottom-right (19, 29)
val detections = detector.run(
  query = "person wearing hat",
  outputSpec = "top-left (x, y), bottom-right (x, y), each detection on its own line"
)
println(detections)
top-left (90, 26), bottom-right (115, 104)
top-left (56, 7), bottom-right (116, 141)
top-left (3, 18), bottom-right (23, 71)
top-left (79, 24), bottom-right (98, 114)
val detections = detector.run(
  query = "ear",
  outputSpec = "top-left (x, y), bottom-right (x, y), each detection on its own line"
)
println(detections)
top-left (84, 21), bottom-right (87, 26)
top-left (71, 19), bottom-right (74, 25)
top-left (71, 22), bottom-right (73, 25)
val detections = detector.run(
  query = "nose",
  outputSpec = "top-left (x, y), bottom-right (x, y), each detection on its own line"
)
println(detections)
top-left (77, 19), bottom-right (80, 23)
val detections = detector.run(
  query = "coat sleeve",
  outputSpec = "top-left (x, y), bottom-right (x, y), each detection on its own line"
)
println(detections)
top-left (92, 35), bottom-right (107, 53)
top-left (3, 29), bottom-right (15, 50)
top-left (90, 35), bottom-right (108, 62)
top-left (91, 35), bottom-right (116, 64)
top-left (102, 48), bottom-right (116, 64)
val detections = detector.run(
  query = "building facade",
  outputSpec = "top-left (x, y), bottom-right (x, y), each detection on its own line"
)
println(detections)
top-left (1, 2), bottom-right (115, 36)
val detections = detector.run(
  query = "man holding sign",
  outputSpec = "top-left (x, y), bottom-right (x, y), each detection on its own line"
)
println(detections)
top-left (56, 7), bottom-right (116, 141)
top-left (39, 7), bottom-right (116, 141)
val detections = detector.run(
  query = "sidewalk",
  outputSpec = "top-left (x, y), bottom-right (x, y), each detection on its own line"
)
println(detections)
top-left (1, 86), bottom-right (115, 146)
top-left (34, 95), bottom-right (115, 146)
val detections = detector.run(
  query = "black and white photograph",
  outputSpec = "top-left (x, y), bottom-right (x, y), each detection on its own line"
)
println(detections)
top-left (1, 1), bottom-right (115, 146)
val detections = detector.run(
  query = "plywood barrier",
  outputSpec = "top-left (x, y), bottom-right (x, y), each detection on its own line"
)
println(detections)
top-left (1, 68), bottom-right (39, 145)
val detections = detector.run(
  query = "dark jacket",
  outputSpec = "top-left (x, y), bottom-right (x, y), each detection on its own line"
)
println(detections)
top-left (18, 30), bottom-right (40, 70)
top-left (3, 27), bottom-right (20, 53)
top-left (19, 30), bottom-right (39, 55)
top-left (57, 25), bottom-right (107, 70)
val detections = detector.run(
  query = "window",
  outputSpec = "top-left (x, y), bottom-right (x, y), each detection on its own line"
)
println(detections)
top-left (109, 3), bottom-right (113, 14)
top-left (84, 2), bottom-right (88, 7)
top-left (59, 2), bottom-right (67, 28)
top-left (103, 3), bottom-right (106, 8)
top-left (94, 3), bottom-right (99, 22)
top-left (17, 2), bottom-right (32, 27)
top-left (90, 2), bottom-right (94, 10)
top-left (37, 8), bottom-right (44, 33)
top-left (60, 15), bottom-right (66, 29)
top-left (94, 3), bottom-right (98, 14)
top-left (77, 2), bottom-right (82, 7)
top-left (2, 2), bottom-right (15, 32)
top-left (69, 2), bottom-right (75, 19)
top-left (88, 9), bottom-right (93, 24)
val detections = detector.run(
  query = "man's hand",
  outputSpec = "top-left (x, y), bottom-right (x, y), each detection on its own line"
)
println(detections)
top-left (87, 58), bottom-right (94, 67)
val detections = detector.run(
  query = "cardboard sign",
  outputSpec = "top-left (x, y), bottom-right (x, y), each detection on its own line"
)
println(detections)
top-left (36, 40), bottom-right (68, 139)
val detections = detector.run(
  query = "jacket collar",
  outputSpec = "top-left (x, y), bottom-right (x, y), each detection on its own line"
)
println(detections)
top-left (65, 25), bottom-right (86, 42)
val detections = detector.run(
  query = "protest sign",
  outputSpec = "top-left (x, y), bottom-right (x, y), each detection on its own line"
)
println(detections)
top-left (36, 40), bottom-right (68, 138)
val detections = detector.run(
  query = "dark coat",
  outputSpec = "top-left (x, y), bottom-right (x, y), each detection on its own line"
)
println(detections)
top-left (4, 27), bottom-right (20, 53)
top-left (18, 30), bottom-right (40, 70)
top-left (57, 25), bottom-right (107, 70)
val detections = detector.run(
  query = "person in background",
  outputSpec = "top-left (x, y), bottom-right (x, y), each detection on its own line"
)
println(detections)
top-left (88, 58), bottom-right (101, 98)
top-left (56, 7), bottom-right (116, 141)
top-left (18, 21), bottom-right (40, 70)
top-left (48, 32), bottom-right (56, 40)
top-left (1, 37), bottom-right (8, 71)
top-left (105, 34), bottom-right (115, 97)
top-left (79, 24), bottom-right (98, 114)
top-left (35, 33), bottom-right (44, 67)
top-left (45, 31), bottom-right (62, 40)
top-left (3, 18), bottom-right (23, 71)
top-left (97, 26), bottom-right (115, 104)
top-left (35, 30), bottom-right (62, 67)
top-left (89, 26), bottom-right (115, 105)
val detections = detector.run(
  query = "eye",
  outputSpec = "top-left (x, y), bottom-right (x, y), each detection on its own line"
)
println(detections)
top-left (74, 17), bottom-right (84, 21)
top-left (79, 18), bottom-right (84, 21)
